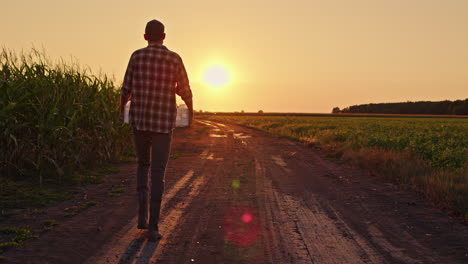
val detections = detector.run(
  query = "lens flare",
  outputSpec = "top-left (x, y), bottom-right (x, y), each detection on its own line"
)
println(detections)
top-left (223, 205), bottom-right (260, 247)
top-left (241, 213), bottom-right (252, 223)
top-left (232, 179), bottom-right (240, 189)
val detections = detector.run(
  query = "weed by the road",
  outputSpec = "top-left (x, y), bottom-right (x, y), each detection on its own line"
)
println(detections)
top-left (71, 165), bottom-right (120, 185)
top-left (108, 186), bottom-right (126, 197)
top-left (84, 200), bottom-right (98, 208)
top-left (0, 166), bottom-right (116, 220)
top-left (0, 227), bottom-right (34, 253)
top-left (42, 219), bottom-right (58, 231)
top-left (72, 174), bottom-right (102, 185)
top-left (63, 207), bottom-right (80, 217)
top-left (170, 153), bottom-right (186, 160)
top-left (0, 180), bottom-right (72, 220)
top-left (0, 209), bottom-right (23, 221)
top-left (63, 200), bottom-right (98, 217)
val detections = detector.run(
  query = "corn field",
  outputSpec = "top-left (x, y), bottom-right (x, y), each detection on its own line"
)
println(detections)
top-left (0, 49), bottom-right (132, 185)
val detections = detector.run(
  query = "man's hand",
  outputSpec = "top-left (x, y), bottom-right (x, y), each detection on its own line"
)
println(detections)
top-left (120, 93), bottom-right (131, 121)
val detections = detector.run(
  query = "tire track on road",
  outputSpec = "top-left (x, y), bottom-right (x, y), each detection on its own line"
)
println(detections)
top-left (255, 147), bottom-right (387, 263)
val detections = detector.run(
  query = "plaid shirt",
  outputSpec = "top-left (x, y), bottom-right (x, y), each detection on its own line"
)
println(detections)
top-left (121, 44), bottom-right (192, 133)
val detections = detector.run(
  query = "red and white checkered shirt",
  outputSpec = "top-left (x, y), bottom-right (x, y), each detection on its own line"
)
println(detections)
top-left (121, 44), bottom-right (192, 133)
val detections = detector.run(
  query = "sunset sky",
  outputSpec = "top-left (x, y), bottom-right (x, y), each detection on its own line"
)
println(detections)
top-left (1, 0), bottom-right (467, 113)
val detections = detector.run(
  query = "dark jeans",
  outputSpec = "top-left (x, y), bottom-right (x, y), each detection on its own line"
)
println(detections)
top-left (133, 128), bottom-right (173, 230)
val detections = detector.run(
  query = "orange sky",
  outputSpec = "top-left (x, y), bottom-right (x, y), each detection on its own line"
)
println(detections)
top-left (1, 0), bottom-right (467, 113)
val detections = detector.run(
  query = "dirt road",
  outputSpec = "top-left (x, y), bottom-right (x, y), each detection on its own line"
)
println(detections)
top-left (4, 120), bottom-right (467, 263)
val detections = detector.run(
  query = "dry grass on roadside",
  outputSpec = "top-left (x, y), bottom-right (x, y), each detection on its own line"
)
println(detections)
top-left (340, 147), bottom-right (467, 219)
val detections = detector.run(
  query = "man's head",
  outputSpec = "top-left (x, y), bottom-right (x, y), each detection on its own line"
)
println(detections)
top-left (144, 19), bottom-right (165, 42)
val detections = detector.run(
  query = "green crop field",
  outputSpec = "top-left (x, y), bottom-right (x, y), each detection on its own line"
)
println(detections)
top-left (0, 49), bottom-right (133, 216)
top-left (200, 114), bottom-right (468, 217)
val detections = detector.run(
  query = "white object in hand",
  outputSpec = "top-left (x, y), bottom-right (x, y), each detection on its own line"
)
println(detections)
top-left (176, 104), bottom-right (189, 127)
top-left (123, 101), bottom-right (131, 124)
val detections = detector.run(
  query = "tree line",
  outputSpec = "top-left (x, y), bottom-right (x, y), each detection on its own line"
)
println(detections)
top-left (332, 99), bottom-right (468, 115)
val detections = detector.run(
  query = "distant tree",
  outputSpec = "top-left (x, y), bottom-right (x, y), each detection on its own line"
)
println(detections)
top-left (339, 99), bottom-right (468, 115)
top-left (332, 107), bottom-right (341, 113)
top-left (241, 110), bottom-right (245, 113)
top-left (258, 110), bottom-right (264, 114)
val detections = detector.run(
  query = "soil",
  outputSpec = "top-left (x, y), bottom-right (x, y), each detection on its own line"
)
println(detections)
top-left (1, 119), bottom-right (467, 264)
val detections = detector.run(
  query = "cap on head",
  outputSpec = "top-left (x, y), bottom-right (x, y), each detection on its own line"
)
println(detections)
top-left (145, 19), bottom-right (165, 41)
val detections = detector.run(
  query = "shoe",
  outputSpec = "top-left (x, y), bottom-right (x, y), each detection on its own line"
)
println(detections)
top-left (148, 229), bottom-right (162, 242)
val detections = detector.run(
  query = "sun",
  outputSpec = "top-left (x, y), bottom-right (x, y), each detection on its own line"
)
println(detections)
top-left (203, 65), bottom-right (230, 87)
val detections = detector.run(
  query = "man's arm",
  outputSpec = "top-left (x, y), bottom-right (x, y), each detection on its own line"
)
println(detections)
top-left (175, 57), bottom-right (193, 126)
top-left (120, 54), bottom-right (134, 119)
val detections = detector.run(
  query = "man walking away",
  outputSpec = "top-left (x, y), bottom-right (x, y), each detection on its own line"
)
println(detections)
top-left (120, 19), bottom-right (193, 241)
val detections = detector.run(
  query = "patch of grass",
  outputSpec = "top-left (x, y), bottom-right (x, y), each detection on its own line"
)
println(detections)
top-left (63, 200), bottom-right (98, 217)
top-left (0, 180), bottom-right (72, 220)
top-left (120, 155), bottom-right (137, 163)
top-left (71, 165), bottom-right (121, 185)
top-left (42, 219), bottom-right (58, 230)
top-left (63, 207), bottom-right (80, 217)
top-left (96, 166), bottom-right (120, 175)
top-left (28, 208), bottom-right (48, 215)
top-left (43, 219), bottom-right (57, 226)
top-left (170, 153), bottom-right (186, 160)
top-left (72, 174), bottom-right (102, 184)
top-left (14, 208), bottom-right (48, 221)
top-left (0, 227), bottom-right (34, 253)
top-left (84, 200), bottom-right (98, 208)
top-left (0, 209), bottom-right (23, 221)
top-left (108, 185), bottom-right (126, 197)
top-left (342, 148), bottom-right (468, 215)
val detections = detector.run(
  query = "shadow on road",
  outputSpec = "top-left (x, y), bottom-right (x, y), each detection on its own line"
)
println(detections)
top-left (117, 232), bottom-right (160, 264)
